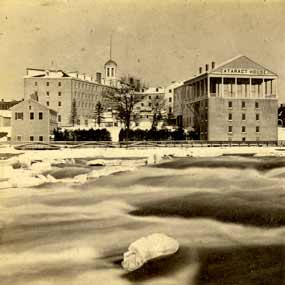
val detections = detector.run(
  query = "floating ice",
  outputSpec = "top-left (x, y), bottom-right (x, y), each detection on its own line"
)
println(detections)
top-left (87, 159), bottom-right (106, 166)
top-left (122, 233), bottom-right (179, 271)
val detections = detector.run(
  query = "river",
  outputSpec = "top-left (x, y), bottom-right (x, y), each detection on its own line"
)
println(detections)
top-left (0, 155), bottom-right (284, 284)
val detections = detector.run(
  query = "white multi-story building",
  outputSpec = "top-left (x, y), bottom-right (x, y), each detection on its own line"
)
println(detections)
top-left (24, 68), bottom-right (116, 128)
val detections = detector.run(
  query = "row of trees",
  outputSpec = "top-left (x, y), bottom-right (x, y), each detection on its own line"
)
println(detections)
top-left (53, 128), bottom-right (111, 141)
top-left (119, 128), bottom-right (199, 141)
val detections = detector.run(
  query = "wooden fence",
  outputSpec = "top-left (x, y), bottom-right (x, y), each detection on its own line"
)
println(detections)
top-left (5, 140), bottom-right (285, 150)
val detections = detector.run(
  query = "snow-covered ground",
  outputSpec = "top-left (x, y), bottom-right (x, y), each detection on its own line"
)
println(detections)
top-left (1, 144), bottom-right (285, 162)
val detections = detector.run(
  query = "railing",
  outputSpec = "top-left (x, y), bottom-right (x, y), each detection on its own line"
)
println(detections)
top-left (4, 140), bottom-right (283, 149)
top-left (209, 93), bottom-right (277, 99)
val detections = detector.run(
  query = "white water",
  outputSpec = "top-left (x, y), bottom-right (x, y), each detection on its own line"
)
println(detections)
top-left (0, 150), bottom-right (285, 284)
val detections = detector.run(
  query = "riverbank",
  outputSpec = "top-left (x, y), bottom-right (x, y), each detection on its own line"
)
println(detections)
top-left (1, 144), bottom-right (285, 164)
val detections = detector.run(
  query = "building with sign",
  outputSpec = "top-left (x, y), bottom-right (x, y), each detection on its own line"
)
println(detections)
top-left (174, 55), bottom-right (278, 141)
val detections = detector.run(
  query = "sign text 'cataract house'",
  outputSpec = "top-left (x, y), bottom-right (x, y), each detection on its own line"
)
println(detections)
top-left (222, 68), bottom-right (269, 75)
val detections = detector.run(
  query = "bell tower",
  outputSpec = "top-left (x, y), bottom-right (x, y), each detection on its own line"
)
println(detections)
top-left (104, 34), bottom-right (118, 87)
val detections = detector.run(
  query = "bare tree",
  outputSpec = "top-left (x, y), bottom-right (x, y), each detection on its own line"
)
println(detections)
top-left (70, 98), bottom-right (77, 127)
top-left (103, 82), bottom-right (141, 129)
top-left (151, 97), bottom-right (166, 129)
top-left (93, 101), bottom-right (104, 128)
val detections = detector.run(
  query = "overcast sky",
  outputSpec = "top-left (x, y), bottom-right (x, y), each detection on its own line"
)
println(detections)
top-left (1, 0), bottom-right (285, 101)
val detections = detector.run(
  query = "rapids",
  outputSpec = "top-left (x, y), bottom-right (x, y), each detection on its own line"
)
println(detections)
top-left (0, 155), bottom-right (284, 284)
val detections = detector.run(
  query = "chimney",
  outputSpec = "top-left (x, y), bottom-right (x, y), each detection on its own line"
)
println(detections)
top-left (205, 64), bottom-right (209, 72)
top-left (211, 61), bottom-right (216, 69)
top-left (136, 79), bottom-right (141, 91)
top-left (199, 67), bottom-right (202, 74)
top-left (96, 72), bottom-right (102, 84)
top-left (30, 93), bottom-right (38, 101)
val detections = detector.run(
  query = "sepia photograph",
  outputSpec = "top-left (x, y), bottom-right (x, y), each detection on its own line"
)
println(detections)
top-left (0, 0), bottom-right (284, 284)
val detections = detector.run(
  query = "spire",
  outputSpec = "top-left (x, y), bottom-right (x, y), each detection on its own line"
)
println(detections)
top-left (109, 33), bottom-right (112, 60)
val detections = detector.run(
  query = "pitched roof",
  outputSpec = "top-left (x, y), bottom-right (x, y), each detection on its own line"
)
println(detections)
top-left (104, 59), bottom-right (117, 66)
top-left (210, 55), bottom-right (277, 76)
top-left (10, 98), bottom-right (57, 114)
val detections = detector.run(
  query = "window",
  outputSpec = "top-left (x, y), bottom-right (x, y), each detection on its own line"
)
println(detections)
top-left (169, 97), bottom-right (172, 103)
top-left (30, 112), bottom-right (34, 120)
top-left (35, 91), bottom-right (38, 96)
top-left (242, 126), bottom-right (246, 133)
top-left (242, 101), bottom-right (246, 108)
top-left (58, 82), bottom-right (61, 87)
top-left (46, 91), bottom-right (49, 96)
top-left (256, 114), bottom-right (260, 121)
top-left (169, 107), bottom-right (172, 113)
top-left (46, 82), bottom-right (49, 86)
top-left (15, 112), bottom-right (24, 120)
top-left (255, 101), bottom-right (259, 109)
top-left (58, 115), bottom-right (61, 122)
top-left (242, 113), bottom-right (246, 120)
top-left (46, 101), bottom-right (49, 106)
top-left (228, 101), bottom-right (232, 108)
top-left (146, 115), bottom-right (149, 118)
top-left (156, 88), bottom-right (159, 92)
top-left (58, 92), bottom-right (61, 96)
top-left (228, 126), bottom-right (232, 133)
top-left (29, 105), bottom-right (32, 110)
top-left (169, 89), bottom-right (172, 93)
top-left (17, 136), bottom-right (21, 141)
top-left (228, 113), bottom-right (232, 121)
top-left (39, 112), bottom-right (43, 120)
top-left (35, 82), bottom-right (38, 86)
top-left (149, 96), bottom-right (151, 100)
top-left (142, 89), bottom-right (144, 92)
top-left (30, 136), bottom-right (34, 141)
top-left (107, 68), bottom-right (110, 77)
top-left (58, 101), bottom-right (61, 107)
top-left (141, 103), bottom-right (144, 107)
top-left (111, 68), bottom-right (114, 77)
top-left (148, 102), bottom-right (151, 107)
top-left (39, 136), bottom-right (43, 141)
top-left (256, 126), bottom-right (260, 133)
top-left (242, 137), bottom-right (246, 142)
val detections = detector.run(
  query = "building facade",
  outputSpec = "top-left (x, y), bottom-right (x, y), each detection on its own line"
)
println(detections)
top-left (24, 68), bottom-right (116, 128)
top-left (11, 98), bottom-right (58, 142)
top-left (133, 87), bottom-right (165, 126)
top-left (174, 55), bottom-right (278, 141)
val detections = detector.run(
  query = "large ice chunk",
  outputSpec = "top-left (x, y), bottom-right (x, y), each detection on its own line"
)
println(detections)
top-left (122, 233), bottom-right (179, 271)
